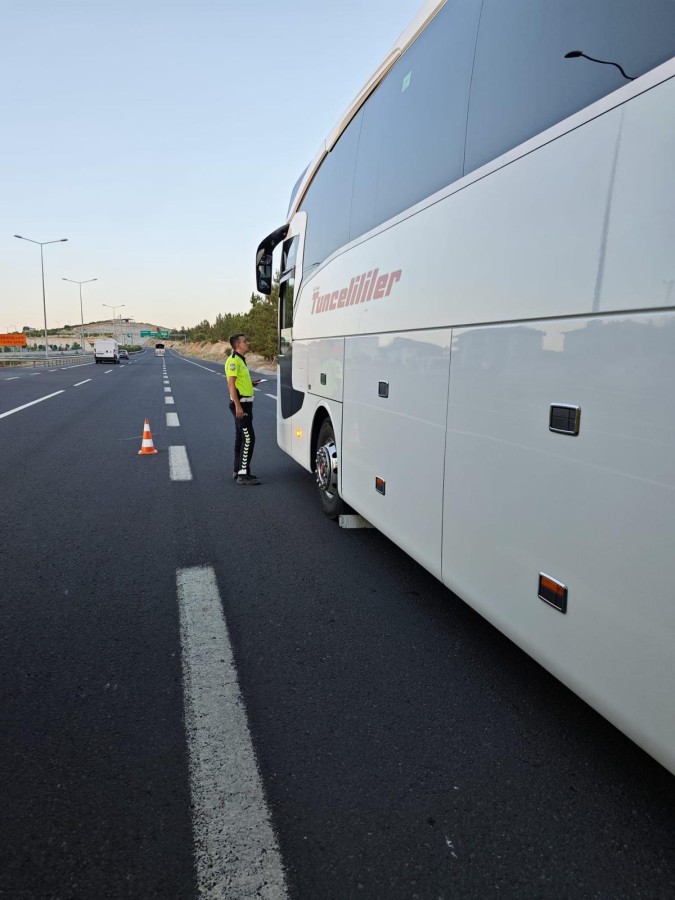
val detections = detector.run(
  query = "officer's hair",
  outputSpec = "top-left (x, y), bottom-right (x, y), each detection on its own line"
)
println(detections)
top-left (229, 333), bottom-right (246, 352)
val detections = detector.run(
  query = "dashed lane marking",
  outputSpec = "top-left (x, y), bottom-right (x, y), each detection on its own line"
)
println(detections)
top-left (104, 369), bottom-right (113, 374)
top-left (176, 566), bottom-right (288, 900)
top-left (265, 393), bottom-right (277, 399)
top-left (165, 395), bottom-right (175, 405)
top-left (0, 391), bottom-right (65, 420)
top-left (166, 412), bottom-right (180, 427)
top-left (5, 377), bottom-right (19, 381)
top-left (169, 445), bottom-right (192, 481)
top-left (73, 379), bottom-right (92, 387)
top-left (164, 387), bottom-right (171, 393)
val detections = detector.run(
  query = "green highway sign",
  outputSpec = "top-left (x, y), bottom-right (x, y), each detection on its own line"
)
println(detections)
top-left (140, 330), bottom-right (158, 337)
top-left (159, 330), bottom-right (171, 338)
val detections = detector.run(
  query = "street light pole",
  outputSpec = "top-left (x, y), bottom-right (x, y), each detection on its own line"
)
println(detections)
top-left (62, 277), bottom-right (97, 353)
top-left (15, 234), bottom-right (68, 359)
top-left (102, 304), bottom-right (125, 343)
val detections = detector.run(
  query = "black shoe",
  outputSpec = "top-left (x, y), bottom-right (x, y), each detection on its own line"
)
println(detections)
top-left (237, 474), bottom-right (261, 485)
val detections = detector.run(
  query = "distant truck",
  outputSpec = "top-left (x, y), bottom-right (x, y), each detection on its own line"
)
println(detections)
top-left (155, 343), bottom-right (165, 357)
top-left (94, 339), bottom-right (119, 364)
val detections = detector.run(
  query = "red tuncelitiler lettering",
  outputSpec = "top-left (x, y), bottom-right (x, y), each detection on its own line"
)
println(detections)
top-left (309, 267), bottom-right (403, 314)
top-left (365, 268), bottom-right (379, 302)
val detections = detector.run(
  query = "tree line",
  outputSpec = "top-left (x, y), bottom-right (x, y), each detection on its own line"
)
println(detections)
top-left (176, 275), bottom-right (279, 360)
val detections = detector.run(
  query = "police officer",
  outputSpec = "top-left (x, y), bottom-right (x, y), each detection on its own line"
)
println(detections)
top-left (226, 333), bottom-right (262, 485)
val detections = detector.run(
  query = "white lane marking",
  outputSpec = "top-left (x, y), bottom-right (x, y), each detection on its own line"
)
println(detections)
top-left (169, 445), bottom-right (192, 481)
top-left (265, 393), bottom-right (277, 399)
top-left (165, 395), bottom-right (175, 405)
top-left (164, 387), bottom-right (171, 393)
top-left (5, 377), bottom-right (20, 381)
top-left (178, 356), bottom-right (221, 375)
top-left (176, 566), bottom-right (288, 900)
top-left (61, 362), bottom-right (95, 369)
top-left (73, 379), bottom-right (92, 387)
top-left (0, 390), bottom-right (65, 420)
top-left (166, 412), bottom-right (180, 427)
top-left (49, 369), bottom-right (57, 372)
top-left (29, 372), bottom-right (43, 376)
top-left (104, 369), bottom-right (113, 374)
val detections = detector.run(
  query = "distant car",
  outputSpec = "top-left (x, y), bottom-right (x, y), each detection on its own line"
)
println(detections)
top-left (119, 348), bottom-right (129, 360)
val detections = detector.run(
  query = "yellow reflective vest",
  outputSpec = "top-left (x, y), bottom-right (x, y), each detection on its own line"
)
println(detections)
top-left (225, 353), bottom-right (254, 398)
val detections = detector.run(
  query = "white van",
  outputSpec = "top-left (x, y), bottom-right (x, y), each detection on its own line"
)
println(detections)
top-left (94, 339), bottom-right (119, 364)
top-left (155, 343), bottom-right (165, 357)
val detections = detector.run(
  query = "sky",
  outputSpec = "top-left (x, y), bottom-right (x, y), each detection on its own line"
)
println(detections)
top-left (1, 0), bottom-right (424, 333)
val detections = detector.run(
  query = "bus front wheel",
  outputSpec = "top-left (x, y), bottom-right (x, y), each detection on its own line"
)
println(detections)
top-left (315, 419), bottom-right (342, 520)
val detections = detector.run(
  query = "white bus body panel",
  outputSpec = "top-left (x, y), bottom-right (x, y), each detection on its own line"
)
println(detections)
top-left (294, 74), bottom-right (675, 342)
top-left (342, 330), bottom-right (451, 581)
top-left (442, 313), bottom-right (675, 772)
top-left (282, 69), bottom-right (675, 771)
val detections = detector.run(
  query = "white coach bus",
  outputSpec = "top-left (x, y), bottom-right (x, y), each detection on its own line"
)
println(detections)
top-left (256, 0), bottom-right (675, 773)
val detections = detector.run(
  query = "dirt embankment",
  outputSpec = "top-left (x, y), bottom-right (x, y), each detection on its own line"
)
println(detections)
top-left (164, 341), bottom-right (277, 374)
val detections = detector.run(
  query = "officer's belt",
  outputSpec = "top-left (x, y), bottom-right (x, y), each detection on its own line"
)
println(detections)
top-left (239, 396), bottom-right (254, 403)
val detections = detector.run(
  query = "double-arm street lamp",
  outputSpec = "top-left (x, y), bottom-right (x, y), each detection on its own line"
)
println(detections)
top-left (62, 277), bottom-right (97, 353)
top-left (15, 234), bottom-right (68, 359)
top-left (103, 303), bottom-right (125, 342)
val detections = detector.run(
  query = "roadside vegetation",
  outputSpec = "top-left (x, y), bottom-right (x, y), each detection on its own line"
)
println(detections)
top-left (175, 274), bottom-right (279, 361)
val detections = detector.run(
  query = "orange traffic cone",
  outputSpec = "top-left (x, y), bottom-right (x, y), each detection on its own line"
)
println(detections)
top-left (138, 418), bottom-right (158, 455)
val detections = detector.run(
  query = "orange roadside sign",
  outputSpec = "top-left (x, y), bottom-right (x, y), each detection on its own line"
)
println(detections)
top-left (0, 334), bottom-right (27, 346)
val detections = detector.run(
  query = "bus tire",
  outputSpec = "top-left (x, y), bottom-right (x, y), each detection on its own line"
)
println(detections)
top-left (315, 418), bottom-right (342, 520)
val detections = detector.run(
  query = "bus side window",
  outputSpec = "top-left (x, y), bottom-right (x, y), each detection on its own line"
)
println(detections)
top-left (350, 0), bottom-right (480, 241)
top-left (299, 112), bottom-right (361, 275)
top-left (279, 236), bottom-right (297, 355)
top-left (465, 0), bottom-right (675, 173)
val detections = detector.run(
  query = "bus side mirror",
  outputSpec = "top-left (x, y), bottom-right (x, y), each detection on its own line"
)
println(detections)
top-left (255, 224), bottom-right (289, 295)
top-left (257, 252), bottom-right (273, 295)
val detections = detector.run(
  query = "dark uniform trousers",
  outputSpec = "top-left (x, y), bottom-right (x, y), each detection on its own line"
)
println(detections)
top-left (229, 400), bottom-right (255, 476)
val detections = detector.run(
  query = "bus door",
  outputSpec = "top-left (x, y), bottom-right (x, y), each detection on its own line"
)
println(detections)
top-left (276, 215), bottom-right (307, 457)
top-left (256, 212), bottom-right (307, 457)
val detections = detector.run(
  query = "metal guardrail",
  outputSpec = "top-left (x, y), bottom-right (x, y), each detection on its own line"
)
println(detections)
top-left (0, 353), bottom-right (95, 368)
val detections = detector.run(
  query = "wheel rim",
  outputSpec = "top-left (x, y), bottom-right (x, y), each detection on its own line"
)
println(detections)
top-left (316, 439), bottom-right (338, 498)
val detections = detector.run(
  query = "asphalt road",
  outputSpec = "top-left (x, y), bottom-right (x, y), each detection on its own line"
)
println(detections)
top-left (1, 350), bottom-right (673, 899)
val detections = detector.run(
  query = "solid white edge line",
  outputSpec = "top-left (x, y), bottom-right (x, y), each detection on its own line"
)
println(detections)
top-left (166, 412), bottom-right (180, 427)
top-left (176, 357), bottom-right (221, 374)
top-left (0, 391), bottom-right (65, 420)
top-left (168, 445), bottom-right (192, 481)
top-left (176, 566), bottom-right (288, 900)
